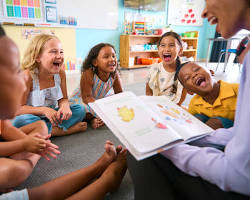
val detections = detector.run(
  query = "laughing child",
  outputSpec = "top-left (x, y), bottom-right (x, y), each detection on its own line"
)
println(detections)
top-left (12, 34), bottom-right (87, 136)
top-left (146, 32), bottom-right (187, 106)
top-left (175, 62), bottom-right (238, 129)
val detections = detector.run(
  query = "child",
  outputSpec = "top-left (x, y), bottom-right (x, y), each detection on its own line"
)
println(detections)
top-left (175, 61), bottom-right (239, 129)
top-left (0, 25), bottom-right (127, 200)
top-left (0, 120), bottom-right (60, 190)
top-left (12, 34), bottom-right (87, 136)
top-left (0, 27), bottom-right (60, 191)
top-left (70, 43), bottom-right (123, 129)
top-left (146, 31), bottom-right (187, 106)
top-left (3, 141), bottom-right (127, 200)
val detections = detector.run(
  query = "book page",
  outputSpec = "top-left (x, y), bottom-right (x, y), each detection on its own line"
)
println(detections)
top-left (90, 92), bottom-right (182, 155)
top-left (140, 96), bottom-right (213, 140)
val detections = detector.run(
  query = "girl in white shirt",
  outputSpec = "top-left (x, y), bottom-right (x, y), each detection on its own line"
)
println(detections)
top-left (146, 32), bottom-right (187, 105)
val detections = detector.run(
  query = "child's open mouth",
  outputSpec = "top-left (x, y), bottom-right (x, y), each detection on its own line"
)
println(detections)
top-left (163, 54), bottom-right (171, 62)
top-left (108, 63), bottom-right (116, 68)
top-left (195, 77), bottom-right (206, 87)
top-left (53, 62), bottom-right (61, 67)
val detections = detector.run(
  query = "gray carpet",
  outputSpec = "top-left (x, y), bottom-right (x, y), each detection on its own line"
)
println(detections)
top-left (16, 82), bottom-right (146, 200)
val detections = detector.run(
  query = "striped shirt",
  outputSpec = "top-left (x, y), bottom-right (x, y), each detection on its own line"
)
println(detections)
top-left (69, 73), bottom-right (114, 115)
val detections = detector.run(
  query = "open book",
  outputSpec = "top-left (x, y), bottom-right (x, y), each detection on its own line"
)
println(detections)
top-left (89, 91), bottom-right (213, 160)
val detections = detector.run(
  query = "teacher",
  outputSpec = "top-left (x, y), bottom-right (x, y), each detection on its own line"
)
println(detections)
top-left (127, 0), bottom-right (250, 199)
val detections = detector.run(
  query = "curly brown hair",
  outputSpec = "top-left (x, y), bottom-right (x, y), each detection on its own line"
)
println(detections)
top-left (81, 43), bottom-right (117, 76)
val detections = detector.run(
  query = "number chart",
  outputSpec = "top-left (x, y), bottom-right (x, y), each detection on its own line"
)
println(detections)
top-left (3, 0), bottom-right (42, 20)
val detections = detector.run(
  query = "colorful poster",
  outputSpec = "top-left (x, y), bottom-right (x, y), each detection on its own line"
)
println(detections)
top-left (3, 0), bottom-right (42, 20)
top-left (168, 0), bottom-right (205, 26)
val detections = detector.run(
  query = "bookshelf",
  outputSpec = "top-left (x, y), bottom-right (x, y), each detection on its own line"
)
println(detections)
top-left (120, 32), bottom-right (199, 69)
top-left (181, 31), bottom-right (199, 62)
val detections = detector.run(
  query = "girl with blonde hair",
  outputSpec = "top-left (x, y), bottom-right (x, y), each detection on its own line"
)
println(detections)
top-left (13, 34), bottom-right (87, 136)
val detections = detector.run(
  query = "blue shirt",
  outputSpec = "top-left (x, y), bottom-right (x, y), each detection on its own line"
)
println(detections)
top-left (162, 50), bottom-right (250, 196)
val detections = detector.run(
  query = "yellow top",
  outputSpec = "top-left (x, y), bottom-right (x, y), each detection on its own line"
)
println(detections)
top-left (188, 80), bottom-right (239, 121)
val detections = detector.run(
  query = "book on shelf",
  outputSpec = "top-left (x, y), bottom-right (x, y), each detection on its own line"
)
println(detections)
top-left (89, 92), bottom-right (213, 160)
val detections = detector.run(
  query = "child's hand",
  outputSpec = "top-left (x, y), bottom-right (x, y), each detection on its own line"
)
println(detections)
top-left (38, 135), bottom-right (61, 160)
top-left (206, 118), bottom-right (224, 130)
top-left (57, 105), bottom-right (72, 124)
top-left (23, 134), bottom-right (60, 160)
top-left (42, 107), bottom-right (59, 126)
top-left (22, 133), bottom-right (48, 154)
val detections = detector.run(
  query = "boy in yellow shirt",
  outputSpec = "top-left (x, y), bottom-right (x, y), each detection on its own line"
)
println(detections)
top-left (175, 62), bottom-right (238, 129)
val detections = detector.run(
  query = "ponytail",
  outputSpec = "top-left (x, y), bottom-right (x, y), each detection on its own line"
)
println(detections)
top-left (176, 56), bottom-right (181, 69)
top-left (172, 56), bottom-right (181, 94)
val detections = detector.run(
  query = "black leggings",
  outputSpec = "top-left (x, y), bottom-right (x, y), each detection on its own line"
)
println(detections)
top-left (127, 153), bottom-right (250, 200)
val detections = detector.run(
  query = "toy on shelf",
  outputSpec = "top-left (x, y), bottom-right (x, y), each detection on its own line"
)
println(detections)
top-left (124, 20), bottom-right (132, 34)
top-left (135, 57), bottom-right (161, 65)
top-left (132, 21), bottom-right (145, 35)
top-left (59, 16), bottom-right (77, 26)
top-left (62, 59), bottom-right (76, 71)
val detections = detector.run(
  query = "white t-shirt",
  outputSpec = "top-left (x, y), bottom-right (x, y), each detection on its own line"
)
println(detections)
top-left (146, 62), bottom-right (184, 104)
top-left (0, 189), bottom-right (29, 200)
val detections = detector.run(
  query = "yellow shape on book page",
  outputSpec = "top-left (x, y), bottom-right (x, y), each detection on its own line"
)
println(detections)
top-left (117, 106), bottom-right (135, 122)
top-left (171, 108), bottom-right (180, 115)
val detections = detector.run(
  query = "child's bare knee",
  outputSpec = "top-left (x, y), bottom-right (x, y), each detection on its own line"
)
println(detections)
top-left (0, 159), bottom-right (32, 187)
top-left (34, 121), bottom-right (48, 136)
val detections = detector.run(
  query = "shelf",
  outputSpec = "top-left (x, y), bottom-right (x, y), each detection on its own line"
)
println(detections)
top-left (121, 64), bottom-right (150, 69)
top-left (120, 32), bottom-right (199, 69)
top-left (127, 35), bottom-right (161, 38)
top-left (133, 64), bottom-right (151, 68)
top-left (182, 37), bottom-right (198, 40)
top-left (122, 35), bottom-right (198, 40)
top-left (130, 50), bottom-right (158, 53)
top-left (183, 49), bottom-right (197, 52)
top-left (1, 21), bottom-right (78, 28)
top-left (65, 70), bottom-right (81, 74)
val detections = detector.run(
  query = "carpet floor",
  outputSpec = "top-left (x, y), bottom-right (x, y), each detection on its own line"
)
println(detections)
top-left (16, 82), bottom-right (146, 200)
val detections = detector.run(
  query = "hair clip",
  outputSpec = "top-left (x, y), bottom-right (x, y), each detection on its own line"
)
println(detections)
top-left (236, 36), bottom-right (249, 56)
